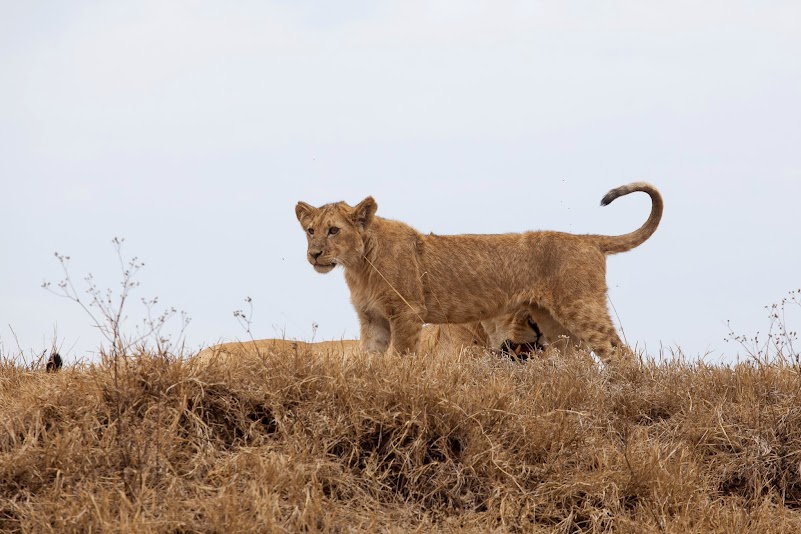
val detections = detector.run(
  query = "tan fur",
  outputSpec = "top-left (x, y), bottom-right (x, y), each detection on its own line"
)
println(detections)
top-left (195, 323), bottom-right (491, 366)
top-left (422, 322), bottom-right (490, 355)
top-left (296, 182), bottom-right (662, 362)
top-left (482, 308), bottom-right (582, 355)
top-left (194, 338), bottom-right (361, 365)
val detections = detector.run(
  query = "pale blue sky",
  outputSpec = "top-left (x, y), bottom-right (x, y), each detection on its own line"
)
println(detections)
top-left (1, 1), bottom-right (799, 362)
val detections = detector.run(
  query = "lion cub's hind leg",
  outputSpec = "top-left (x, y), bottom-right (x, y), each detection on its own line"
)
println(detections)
top-left (548, 298), bottom-right (628, 363)
top-left (526, 305), bottom-right (583, 356)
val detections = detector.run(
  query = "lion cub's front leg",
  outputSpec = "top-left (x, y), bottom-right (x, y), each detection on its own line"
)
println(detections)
top-left (358, 310), bottom-right (391, 354)
top-left (389, 312), bottom-right (423, 355)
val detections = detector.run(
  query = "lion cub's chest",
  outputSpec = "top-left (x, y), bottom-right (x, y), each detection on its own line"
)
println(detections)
top-left (345, 264), bottom-right (427, 321)
top-left (352, 293), bottom-right (385, 316)
top-left (345, 272), bottom-right (393, 316)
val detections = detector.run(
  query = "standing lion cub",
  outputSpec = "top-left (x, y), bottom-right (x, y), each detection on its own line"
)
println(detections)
top-left (295, 182), bottom-right (662, 362)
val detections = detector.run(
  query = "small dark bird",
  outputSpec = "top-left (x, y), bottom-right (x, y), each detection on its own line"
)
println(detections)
top-left (46, 352), bottom-right (63, 372)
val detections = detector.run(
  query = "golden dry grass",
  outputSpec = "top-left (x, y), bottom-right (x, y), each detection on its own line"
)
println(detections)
top-left (3, 345), bottom-right (801, 533)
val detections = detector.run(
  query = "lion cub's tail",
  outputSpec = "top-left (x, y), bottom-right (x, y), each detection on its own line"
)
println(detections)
top-left (595, 182), bottom-right (663, 255)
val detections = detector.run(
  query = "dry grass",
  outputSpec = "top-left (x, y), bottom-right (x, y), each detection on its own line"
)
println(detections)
top-left (3, 345), bottom-right (801, 533)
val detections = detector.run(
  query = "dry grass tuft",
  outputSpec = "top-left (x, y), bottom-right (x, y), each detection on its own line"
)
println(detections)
top-left (3, 346), bottom-right (801, 533)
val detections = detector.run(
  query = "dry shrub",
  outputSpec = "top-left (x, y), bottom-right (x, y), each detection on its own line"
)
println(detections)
top-left (3, 345), bottom-right (801, 533)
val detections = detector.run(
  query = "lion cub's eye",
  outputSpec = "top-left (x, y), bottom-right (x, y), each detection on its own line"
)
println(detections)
top-left (328, 227), bottom-right (340, 236)
top-left (307, 227), bottom-right (315, 236)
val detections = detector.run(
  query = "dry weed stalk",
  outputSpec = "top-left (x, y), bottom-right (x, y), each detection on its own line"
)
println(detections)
top-left (726, 288), bottom-right (801, 368)
top-left (42, 237), bottom-right (190, 362)
top-left (37, 238), bottom-right (191, 504)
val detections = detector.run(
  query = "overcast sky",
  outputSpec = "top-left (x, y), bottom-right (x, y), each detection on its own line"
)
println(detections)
top-left (2, 1), bottom-right (799, 364)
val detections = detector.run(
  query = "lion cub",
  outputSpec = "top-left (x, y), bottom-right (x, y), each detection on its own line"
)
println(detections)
top-left (295, 182), bottom-right (662, 362)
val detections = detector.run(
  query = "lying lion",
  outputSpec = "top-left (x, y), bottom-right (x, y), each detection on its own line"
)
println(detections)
top-left (193, 323), bottom-right (487, 365)
top-left (483, 304), bottom-right (581, 357)
top-left (194, 318), bottom-right (549, 366)
top-left (295, 182), bottom-right (662, 362)
top-left (194, 338), bottom-right (362, 364)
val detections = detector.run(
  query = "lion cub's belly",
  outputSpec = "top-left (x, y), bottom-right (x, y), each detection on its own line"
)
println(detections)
top-left (422, 293), bottom-right (521, 324)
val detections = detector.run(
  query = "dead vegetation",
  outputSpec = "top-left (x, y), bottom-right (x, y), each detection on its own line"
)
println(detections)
top-left (3, 345), bottom-right (801, 533)
top-left (5, 242), bottom-right (797, 532)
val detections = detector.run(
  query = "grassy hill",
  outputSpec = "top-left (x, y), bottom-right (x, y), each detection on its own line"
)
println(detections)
top-left (3, 346), bottom-right (801, 533)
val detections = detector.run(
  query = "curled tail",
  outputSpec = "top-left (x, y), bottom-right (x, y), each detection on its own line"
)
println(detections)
top-left (595, 182), bottom-right (663, 255)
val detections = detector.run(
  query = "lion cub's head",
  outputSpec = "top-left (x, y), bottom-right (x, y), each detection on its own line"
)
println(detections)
top-left (295, 197), bottom-right (377, 273)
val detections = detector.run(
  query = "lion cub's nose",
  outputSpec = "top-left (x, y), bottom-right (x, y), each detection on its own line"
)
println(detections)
top-left (310, 251), bottom-right (323, 261)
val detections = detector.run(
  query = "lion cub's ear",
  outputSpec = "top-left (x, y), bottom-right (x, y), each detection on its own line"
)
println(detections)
top-left (295, 201), bottom-right (316, 226)
top-left (352, 197), bottom-right (377, 229)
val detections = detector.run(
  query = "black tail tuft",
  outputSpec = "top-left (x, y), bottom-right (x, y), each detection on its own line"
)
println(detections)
top-left (600, 191), bottom-right (616, 206)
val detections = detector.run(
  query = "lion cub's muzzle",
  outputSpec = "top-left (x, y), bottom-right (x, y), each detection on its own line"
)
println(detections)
top-left (308, 250), bottom-right (337, 273)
